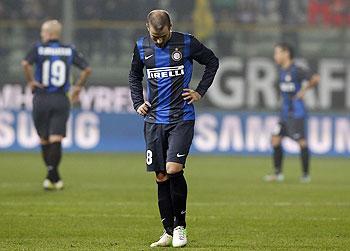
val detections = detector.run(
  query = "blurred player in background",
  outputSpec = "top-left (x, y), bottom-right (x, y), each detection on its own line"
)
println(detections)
top-left (129, 10), bottom-right (219, 248)
top-left (265, 42), bottom-right (320, 183)
top-left (22, 20), bottom-right (92, 190)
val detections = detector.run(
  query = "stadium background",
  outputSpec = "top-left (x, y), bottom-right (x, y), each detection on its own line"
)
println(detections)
top-left (0, 0), bottom-right (349, 156)
top-left (1, 1), bottom-right (350, 250)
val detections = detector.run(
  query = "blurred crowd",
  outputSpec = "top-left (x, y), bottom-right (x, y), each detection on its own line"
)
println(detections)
top-left (0, 0), bottom-right (349, 26)
top-left (0, 0), bottom-right (61, 20)
top-left (0, 0), bottom-right (348, 83)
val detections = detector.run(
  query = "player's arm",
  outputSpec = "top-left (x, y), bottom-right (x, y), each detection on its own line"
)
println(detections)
top-left (129, 44), bottom-right (149, 116)
top-left (70, 49), bottom-right (92, 103)
top-left (182, 35), bottom-right (219, 104)
top-left (295, 67), bottom-right (320, 99)
top-left (21, 46), bottom-right (44, 91)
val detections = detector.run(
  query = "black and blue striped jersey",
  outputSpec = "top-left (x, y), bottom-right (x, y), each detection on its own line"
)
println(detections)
top-left (278, 63), bottom-right (312, 120)
top-left (129, 31), bottom-right (219, 124)
top-left (24, 39), bottom-right (89, 94)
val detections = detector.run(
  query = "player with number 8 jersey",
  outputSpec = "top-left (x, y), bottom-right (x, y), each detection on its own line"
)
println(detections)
top-left (129, 10), bottom-right (219, 248)
top-left (22, 20), bottom-right (92, 190)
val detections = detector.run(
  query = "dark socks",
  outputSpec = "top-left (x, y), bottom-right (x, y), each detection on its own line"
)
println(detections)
top-left (41, 144), bottom-right (50, 166)
top-left (273, 145), bottom-right (283, 174)
top-left (168, 171), bottom-right (187, 228)
top-left (50, 142), bottom-right (62, 168)
top-left (157, 179), bottom-right (174, 235)
top-left (300, 146), bottom-right (310, 176)
top-left (46, 142), bottom-right (62, 182)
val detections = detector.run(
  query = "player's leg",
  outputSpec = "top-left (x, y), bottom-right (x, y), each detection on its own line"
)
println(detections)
top-left (265, 122), bottom-right (285, 181)
top-left (150, 171), bottom-right (173, 247)
top-left (156, 171), bottom-right (174, 235)
top-left (32, 94), bottom-right (54, 188)
top-left (272, 135), bottom-right (284, 175)
top-left (145, 122), bottom-right (173, 247)
top-left (166, 162), bottom-right (186, 228)
top-left (290, 118), bottom-right (310, 182)
top-left (295, 117), bottom-right (310, 181)
top-left (298, 138), bottom-right (310, 182)
top-left (166, 120), bottom-right (194, 247)
top-left (46, 135), bottom-right (64, 188)
top-left (40, 139), bottom-right (50, 166)
top-left (47, 94), bottom-right (70, 189)
top-left (39, 138), bottom-right (57, 190)
top-left (166, 162), bottom-right (188, 248)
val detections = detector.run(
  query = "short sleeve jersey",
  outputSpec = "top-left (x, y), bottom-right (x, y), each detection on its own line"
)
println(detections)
top-left (24, 40), bottom-right (89, 94)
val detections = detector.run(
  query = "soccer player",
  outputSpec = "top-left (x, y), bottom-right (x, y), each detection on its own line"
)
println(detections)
top-left (265, 42), bottom-right (320, 183)
top-left (22, 20), bottom-right (92, 190)
top-left (129, 10), bottom-right (219, 248)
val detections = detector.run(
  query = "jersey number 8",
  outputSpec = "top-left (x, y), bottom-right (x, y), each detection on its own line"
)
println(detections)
top-left (42, 60), bottom-right (66, 87)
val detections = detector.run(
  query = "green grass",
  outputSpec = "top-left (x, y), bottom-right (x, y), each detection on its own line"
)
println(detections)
top-left (0, 153), bottom-right (349, 250)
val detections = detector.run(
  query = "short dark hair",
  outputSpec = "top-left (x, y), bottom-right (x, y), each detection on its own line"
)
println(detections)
top-left (275, 42), bottom-right (294, 59)
top-left (147, 10), bottom-right (171, 30)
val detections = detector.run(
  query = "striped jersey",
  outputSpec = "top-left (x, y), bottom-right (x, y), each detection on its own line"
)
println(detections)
top-left (129, 31), bottom-right (219, 124)
top-left (278, 63), bottom-right (312, 120)
top-left (24, 40), bottom-right (89, 94)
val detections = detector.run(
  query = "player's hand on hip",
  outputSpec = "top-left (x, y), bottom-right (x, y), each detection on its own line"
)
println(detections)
top-left (28, 81), bottom-right (44, 91)
top-left (295, 89), bottom-right (306, 100)
top-left (182, 88), bottom-right (201, 104)
top-left (70, 86), bottom-right (82, 104)
top-left (137, 102), bottom-right (150, 116)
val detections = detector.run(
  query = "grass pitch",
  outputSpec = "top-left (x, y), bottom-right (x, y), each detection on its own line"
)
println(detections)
top-left (0, 153), bottom-right (349, 250)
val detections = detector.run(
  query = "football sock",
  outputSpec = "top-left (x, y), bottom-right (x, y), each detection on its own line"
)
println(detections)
top-left (300, 146), bottom-right (310, 176)
top-left (41, 144), bottom-right (50, 166)
top-left (42, 143), bottom-right (55, 181)
top-left (47, 142), bottom-right (62, 182)
top-left (168, 170), bottom-right (187, 228)
top-left (157, 179), bottom-right (174, 235)
top-left (273, 145), bottom-right (283, 174)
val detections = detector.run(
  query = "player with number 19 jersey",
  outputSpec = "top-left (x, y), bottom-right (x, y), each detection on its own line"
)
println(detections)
top-left (23, 39), bottom-right (89, 140)
top-left (22, 20), bottom-right (91, 191)
top-left (24, 40), bottom-right (89, 94)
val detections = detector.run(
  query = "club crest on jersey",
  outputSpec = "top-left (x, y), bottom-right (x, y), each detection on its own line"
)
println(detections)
top-left (147, 65), bottom-right (185, 79)
top-left (171, 49), bottom-right (182, 61)
top-left (285, 74), bottom-right (292, 82)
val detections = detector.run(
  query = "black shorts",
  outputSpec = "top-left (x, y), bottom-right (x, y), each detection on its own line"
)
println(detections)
top-left (272, 117), bottom-right (306, 141)
top-left (144, 120), bottom-right (195, 172)
top-left (32, 93), bottom-right (70, 140)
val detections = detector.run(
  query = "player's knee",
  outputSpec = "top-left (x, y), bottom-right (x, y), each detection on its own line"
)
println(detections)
top-left (167, 170), bottom-right (184, 180)
top-left (271, 135), bottom-right (281, 147)
top-left (49, 135), bottom-right (63, 143)
top-left (166, 162), bottom-right (183, 174)
top-left (298, 139), bottom-right (307, 148)
top-left (155, 172), bottom-right (168, 182)
top-left (40, 138), bottom-right (49, 145)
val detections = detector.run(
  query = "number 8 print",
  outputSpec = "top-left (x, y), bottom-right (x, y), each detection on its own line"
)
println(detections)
top-left (146, 150), bottom-right (153, 165)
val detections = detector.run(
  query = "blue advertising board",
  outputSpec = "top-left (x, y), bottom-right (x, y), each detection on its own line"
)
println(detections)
top-left (1, 109), bottom-right (349, 156)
